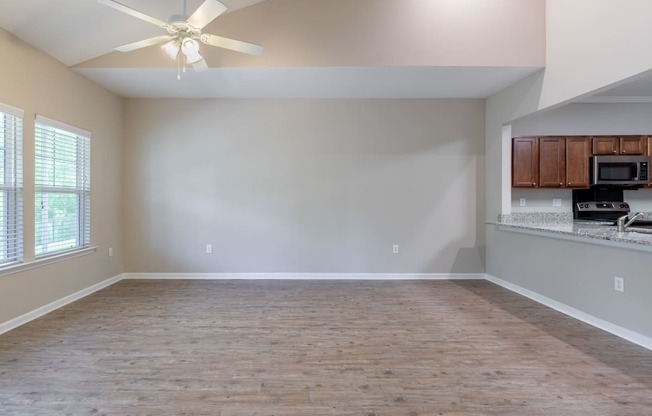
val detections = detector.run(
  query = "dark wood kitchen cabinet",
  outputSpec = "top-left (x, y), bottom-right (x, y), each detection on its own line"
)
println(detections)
top-left (538, 137), bottom-right (565, 187)
top-left (591, 136), bottom-right (619, 155)
top-left (512, 136), bottom-right (590, 189)
top-left (591, 135), bottom-right (646, 155)
top-left (565, 136), bottom-right (590, 188)
top-left (647, 136), bottom-right (652, 187)
top-left (512, 137), bottom-right (538, 187)
top-left (620, 135), bottom-right (647, 154)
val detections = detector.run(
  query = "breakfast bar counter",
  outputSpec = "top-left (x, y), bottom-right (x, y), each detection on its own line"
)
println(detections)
top-left (488, 213), bottom-right (652, 252)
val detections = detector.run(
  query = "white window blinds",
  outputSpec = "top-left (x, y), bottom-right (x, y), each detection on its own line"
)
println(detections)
top-left (34, 115), bottom-right (90, 257)
top-left (0, 103), bottom-right (23, 266)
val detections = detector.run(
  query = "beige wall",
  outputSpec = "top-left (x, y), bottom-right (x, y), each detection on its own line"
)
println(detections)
top-left (0, 29), bottom-right (124, 323)
top-left (541, 0), bottom-right (652, 108)
top-left (123, 99), bottom-right (485, 274)
top-left (78, 0), bottom-right (545, 69)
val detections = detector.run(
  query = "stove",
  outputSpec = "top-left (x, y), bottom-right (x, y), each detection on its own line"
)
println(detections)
top-left (572, 187), bottom-right (627, 221)
top-left (574, 200), bottom-right (630, 221)
top-left (572, 187), bottom-right (652, 228)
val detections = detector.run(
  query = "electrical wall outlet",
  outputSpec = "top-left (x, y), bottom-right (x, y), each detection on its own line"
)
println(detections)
top-left (615, 276), bottom-right (625, 292)
top-left (519, 198), bottom-right (526, 207)
top-left (393, 245), bottom-right (399, 254)
top-left (206, 244), bottom-right (213, 254)
top-left (553, 198), bottom-right (562, 207)
top-left (108, 247), bottom-right (113, 257)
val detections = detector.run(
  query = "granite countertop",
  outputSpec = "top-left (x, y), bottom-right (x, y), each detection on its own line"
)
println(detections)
top-left (488, 212), bottom-right (652, 248)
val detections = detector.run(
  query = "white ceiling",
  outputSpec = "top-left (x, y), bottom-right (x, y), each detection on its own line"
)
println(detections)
top-left (1, 0), bottom-right (542, 99)
top-left (75, 66), bottom-right (542, 99)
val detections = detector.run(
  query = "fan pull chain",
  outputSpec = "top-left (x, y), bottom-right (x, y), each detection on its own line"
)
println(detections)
top-left (177, 51), bottom-right (182, 80)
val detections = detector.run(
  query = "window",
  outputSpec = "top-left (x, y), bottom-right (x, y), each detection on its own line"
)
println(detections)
top-left (0, 103), bottom-right (23, 266)
top-left (34, 116), bottom-right (90, 257)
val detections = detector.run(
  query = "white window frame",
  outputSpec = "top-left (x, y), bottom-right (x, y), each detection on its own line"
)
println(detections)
top-left (34, 115), bottom-right (91, 258)
top-left (0, 103), bottom-right (23, 267)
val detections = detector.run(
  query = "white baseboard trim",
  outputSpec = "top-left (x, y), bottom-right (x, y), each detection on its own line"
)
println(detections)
top-left (485, 274), bottom-right (652, 351)
top-left (123, 272), bottom-right (486, 281)
top-left (0, 274), bottom-right (124, 336)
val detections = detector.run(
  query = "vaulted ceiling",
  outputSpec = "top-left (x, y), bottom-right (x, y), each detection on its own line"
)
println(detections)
top-left (0, 0), bottom-right (547, 98)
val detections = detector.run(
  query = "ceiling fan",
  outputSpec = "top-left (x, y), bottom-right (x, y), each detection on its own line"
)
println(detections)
top-left (98, 0), bottom-right (263, 75)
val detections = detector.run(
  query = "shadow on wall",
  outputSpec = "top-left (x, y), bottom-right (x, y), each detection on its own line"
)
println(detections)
top-left (413, 238), bottom-right (485, 274)
top-left (452, 280), bottom-right (652, 390)
top-left (450, 245), bottom-right (486, 273)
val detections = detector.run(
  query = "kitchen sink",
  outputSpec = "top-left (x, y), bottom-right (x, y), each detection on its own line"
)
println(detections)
top-left (630, 220), bottom-right (652, 229)
top-left (623, 227), bottom-right (652, 235)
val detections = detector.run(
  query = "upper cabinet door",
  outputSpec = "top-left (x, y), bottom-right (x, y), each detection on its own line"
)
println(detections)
top-left (591, 136), bottom-right (619, 155)
top-left (538, 137), bottom-right (565, 187)
top-left (565, 136), bottom-right (590, 188)
top-left (647, 136), bottom-right (652, 188)
top-left (619, 136), bottom-right (646, 155)
top-left (591, 135), bottom-right (646, 155)
top-left (512, 137), bottom-right (539, 188)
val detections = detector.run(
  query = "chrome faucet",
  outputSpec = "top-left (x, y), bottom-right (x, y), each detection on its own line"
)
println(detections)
top-left (617, 212), bottom-right (644, 233)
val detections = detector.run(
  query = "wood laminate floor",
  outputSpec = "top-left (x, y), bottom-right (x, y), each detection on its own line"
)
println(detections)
top-left (1, 280), bottom-right (651, 415)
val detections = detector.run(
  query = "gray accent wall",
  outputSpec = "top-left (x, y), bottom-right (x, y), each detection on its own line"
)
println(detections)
top-left (487, 227), bottom-right (652, 337)
top-left (123, 99), bottom-right (485, 274)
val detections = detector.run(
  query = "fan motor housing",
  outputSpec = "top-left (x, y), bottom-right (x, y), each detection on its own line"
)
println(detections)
top-left (167, 14), bottom-right (188, 24)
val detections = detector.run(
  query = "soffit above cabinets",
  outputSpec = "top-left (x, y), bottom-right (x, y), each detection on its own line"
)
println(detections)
top-left (579, 70), bottom-right (652, 104)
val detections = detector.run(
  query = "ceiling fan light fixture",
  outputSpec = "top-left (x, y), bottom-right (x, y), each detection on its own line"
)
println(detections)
top-left (161, 40), bottom-right (180, 60)
top-left (192, 58), bottom-right (209, 72)
top-left (181, 38), bottom-right (203, 64)
top-left (99, 0), bottom-right (264, 78)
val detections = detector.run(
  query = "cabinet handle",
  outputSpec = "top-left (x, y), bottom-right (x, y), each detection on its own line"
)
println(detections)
top-left (533, 182), bottom-right (536, 186)
top-left (559, 182), bottom-right (562, 186)
top-left (613, 150), bottom-right (617, 153)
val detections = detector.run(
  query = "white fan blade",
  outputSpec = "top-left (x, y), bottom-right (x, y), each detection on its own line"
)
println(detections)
top-left (193, 58), bottom-right (209, 72)
top-left (200, 34), bottom-right (263, 56)
top-left (187, 0), bottom-right (228, 30)
top-left (98, 0), bottom-right (169, 29)
top-left (116, 35), bottom-right (174, 52)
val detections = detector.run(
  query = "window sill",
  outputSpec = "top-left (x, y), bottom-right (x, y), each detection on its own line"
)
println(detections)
top-left (0, 246), bottom-right (97, 277)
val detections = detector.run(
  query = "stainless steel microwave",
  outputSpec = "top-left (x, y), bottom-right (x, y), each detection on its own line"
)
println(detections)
top-left (591, 155), bottom-right (649, 186)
